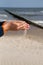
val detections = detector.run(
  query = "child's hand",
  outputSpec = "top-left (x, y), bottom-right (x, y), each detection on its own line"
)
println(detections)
top-left (11, 20), bottom-right (30, 30)
top-left (2, 20), bottom-right (30, 33)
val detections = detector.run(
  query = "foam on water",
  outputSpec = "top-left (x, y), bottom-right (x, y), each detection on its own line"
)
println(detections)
top-left (31, 20), bottom-right (43, 23)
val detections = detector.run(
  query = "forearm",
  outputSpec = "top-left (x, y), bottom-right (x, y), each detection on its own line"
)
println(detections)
top-left (2, 21), bottom-right (9, 33)
top-left (2, 24), bottom-right (7, 33)
top-left (0, 21), bottom-right (7, 37)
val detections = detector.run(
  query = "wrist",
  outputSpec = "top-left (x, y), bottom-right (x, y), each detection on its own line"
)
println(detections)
top-left (2, 22), bottom-right (8, 33)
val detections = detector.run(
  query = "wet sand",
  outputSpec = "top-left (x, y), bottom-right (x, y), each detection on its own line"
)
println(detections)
top-left (0, 25), bottom-right (43, 65)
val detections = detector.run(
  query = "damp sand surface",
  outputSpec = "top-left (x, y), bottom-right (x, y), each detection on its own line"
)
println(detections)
top-left (0, 25), bottom-right (43, 65)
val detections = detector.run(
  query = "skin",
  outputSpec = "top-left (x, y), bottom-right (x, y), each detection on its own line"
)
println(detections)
top-left (2, 20), bottom-right (30, 33)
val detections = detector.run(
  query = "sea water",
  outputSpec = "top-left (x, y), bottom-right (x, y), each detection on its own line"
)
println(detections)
top-left (0, 8), bottom-right (43, 24)
top-left (6, 8), bottom-right (43, 26)
top-left (6, 8), bottom-right (43, 20)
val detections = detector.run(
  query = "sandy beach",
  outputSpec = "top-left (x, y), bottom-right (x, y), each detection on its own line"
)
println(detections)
top-left (0, 25), bottom-right (43, 65)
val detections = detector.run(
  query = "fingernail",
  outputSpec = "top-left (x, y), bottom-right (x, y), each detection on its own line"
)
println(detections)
top-left (26, 25), bottom-right (29, 28)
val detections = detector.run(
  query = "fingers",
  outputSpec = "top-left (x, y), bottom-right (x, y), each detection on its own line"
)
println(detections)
top-left (17, 23), bottom-right (30, 30)
top-left (13, 20), bottom-right (26, 26)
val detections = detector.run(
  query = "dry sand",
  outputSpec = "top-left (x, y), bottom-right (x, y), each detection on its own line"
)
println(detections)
top-left (0, 25), bottom-right (43, 65)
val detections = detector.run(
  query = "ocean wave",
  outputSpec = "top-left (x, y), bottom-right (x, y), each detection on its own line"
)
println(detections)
top-left (0, 14), bottom-right (8, 17)
top-left (40, 11), bottom-right (43, 13)
top-left (14, 11), bottom-right (43, 16)
top-left (31, 20), bottom-right (43, 24)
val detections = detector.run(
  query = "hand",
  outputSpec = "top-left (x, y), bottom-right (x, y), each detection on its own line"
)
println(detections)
top-left (9, 20), bottom-right (30, 30)
top-left (2, 20), bottom-right (30, 33)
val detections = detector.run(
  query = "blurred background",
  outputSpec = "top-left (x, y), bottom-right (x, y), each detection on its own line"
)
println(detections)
top-left (0, 0), bottom-right (43, 26)
top-left (0, 0), bottom-right (43, 8)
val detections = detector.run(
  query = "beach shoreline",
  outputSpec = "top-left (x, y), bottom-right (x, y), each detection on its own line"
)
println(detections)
top-left (0, 8), bottom-right (43, 65)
